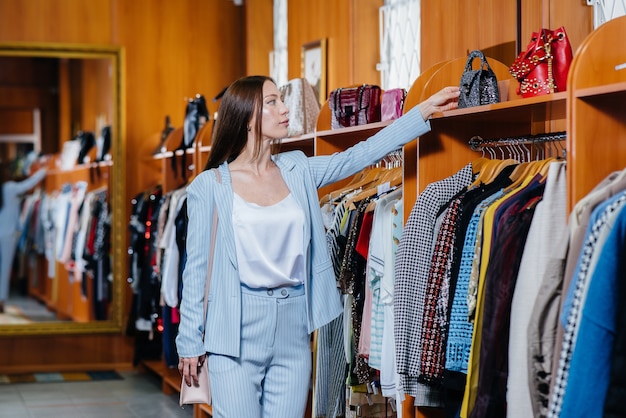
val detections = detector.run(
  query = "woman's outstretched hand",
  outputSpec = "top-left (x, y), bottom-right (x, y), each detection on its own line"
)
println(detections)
top-left (418, 86), bottom-right (461, 121)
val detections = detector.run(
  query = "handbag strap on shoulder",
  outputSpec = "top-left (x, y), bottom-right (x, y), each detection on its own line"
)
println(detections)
top-left (201, 168), bottom-right (220, 339)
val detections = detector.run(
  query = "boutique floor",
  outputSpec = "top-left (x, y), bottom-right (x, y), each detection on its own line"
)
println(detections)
top-left (0, 369), bottom-right (193, 417)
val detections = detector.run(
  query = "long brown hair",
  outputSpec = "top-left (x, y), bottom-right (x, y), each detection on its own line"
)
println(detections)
top-left (204, 75), bottom-right (276, 170)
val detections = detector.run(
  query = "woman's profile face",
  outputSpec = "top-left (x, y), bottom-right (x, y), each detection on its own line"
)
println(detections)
top-left (257, 80), bottom-right (290, 141)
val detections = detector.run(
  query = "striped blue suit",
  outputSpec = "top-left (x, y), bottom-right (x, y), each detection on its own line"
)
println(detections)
top-left (176, 104), bottom-right (431, 416)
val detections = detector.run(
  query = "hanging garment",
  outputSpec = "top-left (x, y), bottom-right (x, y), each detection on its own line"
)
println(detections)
top-left (603, 211), bottom-right (626, 418)
top-left (340, 198), bottom-right (377, 386)
top-left (366, 189), bottom-right (403, 390)
top-left (381, 198), bottom-right (404, 413)
top-left (470, 176), bottom-right (545, 418)
top-left (529, 169), bottom-right (626, 416)
top-left (160, 189), bottom-right (187, 308)
top-left (548, 191), bottom-right (626, 418)
top-left (419, 164), bottom-right (516, 388)
top-left (394, 163), bottom-right (473, 404)
top-left (58, 181), bottom-right (88, 266)
top-left (559, 201), bottom-right (626, 417)
top-left (419, 194), bottom-right (464, 384)
top-left (461, 174), bottom-right (538, 416)
top-left (315, 194), bottom-right (354, 418)
top-left (507, 161), bottom-right (567, 418)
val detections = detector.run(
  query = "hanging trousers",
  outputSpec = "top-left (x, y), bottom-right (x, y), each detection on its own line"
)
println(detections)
top-left (209, 283), bottom-right (311, 418)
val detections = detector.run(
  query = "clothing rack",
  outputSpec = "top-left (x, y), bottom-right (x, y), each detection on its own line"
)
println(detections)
top-left (380, 148), bottom-right (403, 168)
top-left (468, 131), bottom-right (567, 161)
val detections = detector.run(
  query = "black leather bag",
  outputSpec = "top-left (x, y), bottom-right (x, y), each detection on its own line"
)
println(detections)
top-left (76, 131), bottom-right (96, 164)
top-left (172, 94), bottom-right (209, 179)
top-left (458, 50), bottom-right (500, 108)
top-left (152, 116), bottom-right (175, 155)
top-left (96, 126), bottom-right (112, 162)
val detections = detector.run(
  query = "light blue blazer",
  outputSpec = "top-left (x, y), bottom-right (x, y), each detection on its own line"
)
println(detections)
top-left (176, 105), bottom-right (431, 358)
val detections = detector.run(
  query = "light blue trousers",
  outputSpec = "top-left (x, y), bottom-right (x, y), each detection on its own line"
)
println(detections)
top-left (0, 233), bottom-right (18, 302)
top-left (209, 284), bottom-right (311, 418)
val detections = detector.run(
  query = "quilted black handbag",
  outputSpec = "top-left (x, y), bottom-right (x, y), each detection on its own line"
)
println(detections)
top-left (458, 50), bottom-right (500, 108)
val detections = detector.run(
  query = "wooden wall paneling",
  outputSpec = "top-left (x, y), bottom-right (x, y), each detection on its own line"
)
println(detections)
top-left (0, 0), bottom-right (113, 44)
top-left (245, 1), bottom-right (382, 112)
top-left (518, 0), bottom-right (545, 54)
top-left (350, 0), bottom-right (384, 86)
top-left (287, 0), bottom-right (352, 95)
top-left (0, 56), bottom-right (60, 154)
top-left (79, 58), bottom-right (113, 134)
top-left (548, 0), bottom-right (593, 56)
top-left (245, 0), bottom-right (273, 76)
top-left (115, 0), bottom-right (245, 203)
top-left (420, 0), bottom-right (517, 71)
top-left (518, 0), bottom-right (592, 59)
top-left (418, 0), bottom-right (589, 73)
top-left (58, 59), bottom-right (72, 152)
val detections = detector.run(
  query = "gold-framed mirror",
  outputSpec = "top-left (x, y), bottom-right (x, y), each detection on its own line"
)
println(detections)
top-left (0, 42), bottom-right (125, 336)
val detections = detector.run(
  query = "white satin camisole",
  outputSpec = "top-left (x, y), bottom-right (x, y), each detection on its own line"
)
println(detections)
top-left (232, 192), bottom-right (306, 289)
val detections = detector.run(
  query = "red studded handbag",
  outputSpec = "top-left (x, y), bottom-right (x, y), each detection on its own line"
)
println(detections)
top-left (509, 27), bottom-right (573, 98)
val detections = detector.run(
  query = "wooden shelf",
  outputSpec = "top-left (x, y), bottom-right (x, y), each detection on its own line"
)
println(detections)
top-left (437, 91), bottom-right (566, 117)
top-left (573, 81), bottom-right (626, 99)
top-left (142, 359), bottom-right (181, 395)
top-left (282, 131), bottom-right (316, 143)
top-left (149, 147), bottom-right (196, 160)
top-left (315, 120), bottom-right (392, 142)
top-left (426, 93), bottom-right (567, 137)
top-left (194, 404), bottom-right (213, 418)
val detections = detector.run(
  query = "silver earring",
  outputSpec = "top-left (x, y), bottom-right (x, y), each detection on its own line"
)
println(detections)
top-left (247, 126), bottom-right (251, 132)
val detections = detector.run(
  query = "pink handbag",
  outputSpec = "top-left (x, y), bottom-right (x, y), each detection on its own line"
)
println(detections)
top-left (381, 88), bottom-right (406, 121)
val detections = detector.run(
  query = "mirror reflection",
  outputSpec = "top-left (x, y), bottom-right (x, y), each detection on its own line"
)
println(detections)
top-left (0, 43), bottom-right (124, 335)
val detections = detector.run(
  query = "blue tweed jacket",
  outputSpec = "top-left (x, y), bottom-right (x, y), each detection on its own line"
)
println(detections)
top-left (176, 104), bottom-right (430, 358)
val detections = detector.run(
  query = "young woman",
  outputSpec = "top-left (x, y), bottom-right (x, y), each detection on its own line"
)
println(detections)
top-left (0, 163), bottom-right (47, 313)
top-left (177, 75), bottom-right (460, 417)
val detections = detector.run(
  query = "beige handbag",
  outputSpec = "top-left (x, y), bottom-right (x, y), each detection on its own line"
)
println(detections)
top-left (279, 78), bottom-right (321, 137)
top-left (179, 168), bottom-right (220, 407)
